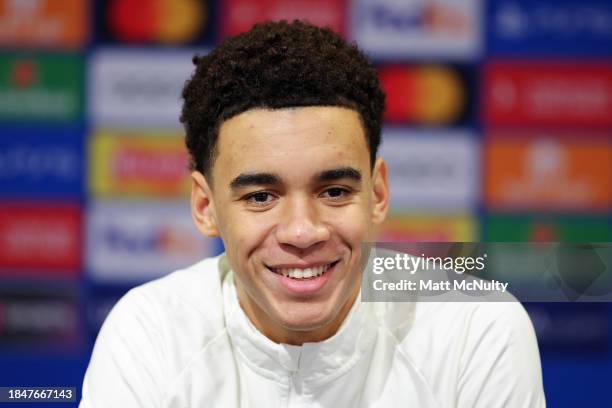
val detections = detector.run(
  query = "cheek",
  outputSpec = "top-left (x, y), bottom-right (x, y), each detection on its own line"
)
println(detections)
top-left (329, 207), bottom-right (370, 245)
top-left (220, 211), bottom-right (275, 257)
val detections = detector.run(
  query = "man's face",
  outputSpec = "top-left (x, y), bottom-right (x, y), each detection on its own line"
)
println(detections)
top-left (192, 106), bottom-right (388, 344)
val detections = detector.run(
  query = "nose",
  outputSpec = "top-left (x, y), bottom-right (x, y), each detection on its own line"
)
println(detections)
top-left (275, 196), bottom-right (330, 250)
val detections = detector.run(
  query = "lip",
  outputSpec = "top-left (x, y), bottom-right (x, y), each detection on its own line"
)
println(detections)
top-left (266, 260), bottom-right (340, 296)
top-left (267, 261), bottom-right (334, 270)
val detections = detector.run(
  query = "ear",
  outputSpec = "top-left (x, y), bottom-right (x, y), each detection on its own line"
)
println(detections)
top-left (371, 157), bottom-right (390, 226)
top-left (191, 171), bottom-right (220, 237)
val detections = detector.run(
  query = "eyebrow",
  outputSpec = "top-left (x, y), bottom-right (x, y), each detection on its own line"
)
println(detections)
top-left (230, 172), bottom-right (280, 190)
top-left (229, 166), bottom-right (362, 191)
top-left (315, 167), bottom-right (362, 183)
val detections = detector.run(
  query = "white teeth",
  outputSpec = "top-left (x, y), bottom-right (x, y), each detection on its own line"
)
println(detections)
top-left (275, 264), bottom-right (332, 279)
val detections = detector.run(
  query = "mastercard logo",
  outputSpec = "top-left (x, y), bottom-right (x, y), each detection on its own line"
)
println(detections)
top-left (106, 0), bottom-right (206, 44)
top-left (379, 65), bottom-right (465, 124)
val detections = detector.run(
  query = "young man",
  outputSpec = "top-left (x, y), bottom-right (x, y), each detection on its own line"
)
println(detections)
top-left (80, 21), bottom-right (545, 407)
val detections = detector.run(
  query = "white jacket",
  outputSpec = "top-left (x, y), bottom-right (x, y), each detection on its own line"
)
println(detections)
top-left (80, 254), bottom-right (545, 407)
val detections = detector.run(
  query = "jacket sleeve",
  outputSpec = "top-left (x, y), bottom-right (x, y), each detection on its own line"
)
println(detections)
top-left (456, 301), bottom-right (546, 408)
top-left (79, 289), bottom-right (167, 408)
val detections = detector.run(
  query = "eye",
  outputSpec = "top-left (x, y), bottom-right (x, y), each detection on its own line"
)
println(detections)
top-left (244, 191), bottom-right (276, 206)
top-left (320, 187), bottom-right (351, 200)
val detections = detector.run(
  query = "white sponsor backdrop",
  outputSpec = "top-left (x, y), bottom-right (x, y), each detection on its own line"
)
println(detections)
top-left (351, 0), bottom-right (482, 60)
top-left (380, 128), bottom-right (479, 210)
top-left (88, 49), bottom-right (209, 127)
top-left (86, 200), bottom-right (214, 282)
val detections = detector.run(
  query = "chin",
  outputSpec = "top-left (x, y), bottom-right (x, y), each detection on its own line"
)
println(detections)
top-left (272, 298), bottom-right (342, 332)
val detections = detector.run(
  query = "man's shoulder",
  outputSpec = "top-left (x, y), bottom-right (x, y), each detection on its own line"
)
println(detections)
top-left (404, 296), bottom-right (536, 349)
top-left (104, 254), bottom-right (228, 351)
top-left (139, 254), bottom-right (225, 309)
top-left (383, 297), bottom-right (539, 380)
top-left (374, 297), bottom-right (543, 405)
top-left (81, 254), bottom-right (234, 406)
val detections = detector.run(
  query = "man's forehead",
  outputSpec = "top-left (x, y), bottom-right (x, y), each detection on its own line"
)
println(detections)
top-left (216, 106), bottom-right (367, 156)
top-left (210, 107), bottom-right (369, 187)
top-left (219, 106), bottom-right (363, 136)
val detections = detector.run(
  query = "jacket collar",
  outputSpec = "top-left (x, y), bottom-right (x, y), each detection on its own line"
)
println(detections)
top-left (219, 254), bottom-right (378, 386)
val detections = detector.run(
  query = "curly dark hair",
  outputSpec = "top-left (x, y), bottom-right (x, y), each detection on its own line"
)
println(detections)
top-left (180, 20), bottom-right (385, 178)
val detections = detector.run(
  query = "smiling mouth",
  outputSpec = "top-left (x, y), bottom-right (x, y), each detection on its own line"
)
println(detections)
top-left (267, 260), bottom-right (339, 280)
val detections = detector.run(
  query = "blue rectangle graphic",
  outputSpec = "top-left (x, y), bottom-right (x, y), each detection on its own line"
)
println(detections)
top-left (0, 127), bottom-right (84, 198)
top-left (487, 0), bottom-right (612, 56)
